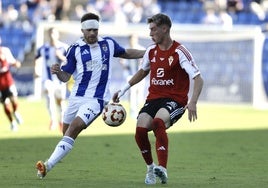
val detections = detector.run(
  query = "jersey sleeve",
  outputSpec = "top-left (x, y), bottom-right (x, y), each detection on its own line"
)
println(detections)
top-left (177, 45), bottom-right (200, 79)
top-left (61, 44), bottom-right (77, 74)
top-left (140, 47), bottom-right (152, 71)
top-left (35, 46), bottom-right (42, 59)
top-left (3, 47), bottom-right (16, 64)
top-left (104, 37), bottom-right (126, 57)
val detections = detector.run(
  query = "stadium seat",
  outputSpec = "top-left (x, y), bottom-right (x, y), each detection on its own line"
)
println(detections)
top-left (1, 0), bottom-right (20, 9)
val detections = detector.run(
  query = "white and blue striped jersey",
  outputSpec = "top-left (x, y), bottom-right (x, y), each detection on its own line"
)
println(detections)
top-left (36, 41), bottom-right (68, 84)
top-left (61, 36), bottom-right (126, 102)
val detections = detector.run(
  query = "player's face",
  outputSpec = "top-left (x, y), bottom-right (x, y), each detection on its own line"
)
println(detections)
top-left (149, 23), bottom-right (165, 45)
top-left (50, 29), bottom-right (59, 41)
top-left (82, 28), bottom-right (98, 44)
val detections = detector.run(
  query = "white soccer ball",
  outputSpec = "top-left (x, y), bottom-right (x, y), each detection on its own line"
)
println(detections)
top-left (102, 103), bottom-right (127, 127)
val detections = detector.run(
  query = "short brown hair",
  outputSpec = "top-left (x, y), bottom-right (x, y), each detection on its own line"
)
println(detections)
top-left (147, 13), bottom-right (172, 28)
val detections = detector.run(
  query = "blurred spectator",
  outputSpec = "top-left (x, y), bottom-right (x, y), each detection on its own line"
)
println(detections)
top-left (32, 0), bottom-right (54, 24)
top-left (85, 3), bottom-right (100, 16)
top-left (16, 2), bottom-right (34, 33)
top-left (227, 0), bottom-right (244, 13)
top-left (121, 0), bottom-right (136, 22)
top-left (122, 0), bottom-right (143, 23)
top-left (96, 0), bottom-right (119, 22)
top-left (250, 0), bottom-right (268, 21)
top-left (142, 0), bottom-right (161, 22)
top-left (219, 9), bottom-right (233, 29)
top-left (114, 5), bottom-right (128, 26)
top-left (202, 1), bottom-right (221, 25)
top-left (202, 1), bottom-right (233, 29)
top-left (70, 4), bottom-right (86, 21)
top-left (50, 0), bottom-right (71, 20)
top-left (2, 4), bottom-right (19, 28)
top-left (130, 1), bottom-right (143, 23)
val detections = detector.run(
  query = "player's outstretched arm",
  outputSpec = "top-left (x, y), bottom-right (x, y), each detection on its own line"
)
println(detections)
top-left (112, 69), bottom-right (149, 103)
top-left (121, 49), bottom-right (145, 59)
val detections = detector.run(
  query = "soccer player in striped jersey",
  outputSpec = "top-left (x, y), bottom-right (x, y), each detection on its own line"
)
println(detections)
top-left (113, 13), bottom-right (204, 184)
top-left (34, 27), bottom-right (69, 131)
top-left (35, 12), bottom-right (145, 179)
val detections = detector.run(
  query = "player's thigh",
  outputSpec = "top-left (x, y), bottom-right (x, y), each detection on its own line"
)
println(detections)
top-left (76, 99), bottom-right (102, 127)
top-left (9, 85), bottom-right (18, 97)
top-left (137, 112), bottom-right (153, 129)
top-left (155, 108), bottom-right (171, 128)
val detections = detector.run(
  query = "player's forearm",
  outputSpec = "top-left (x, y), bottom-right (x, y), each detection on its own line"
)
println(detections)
top-left (128, 69), bottom-right (149, 86)
top-left (117, 69), bottom-right (148, 99)
top-left (189, 74), bottom-right (203, 104)
top-left (123, 49), bottom-right (145, 59)
top-left (56, 71), bottom-right (71, 82)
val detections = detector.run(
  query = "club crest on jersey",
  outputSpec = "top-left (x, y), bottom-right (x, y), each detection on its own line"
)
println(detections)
top-left (168, 56), bottom-right (174, 66)
top-left (151, 57), bottom-right (156, 63)
top-left (154, 50), bottom-right (157, 56)
top-left (102, 44), bottom-right (108, 52)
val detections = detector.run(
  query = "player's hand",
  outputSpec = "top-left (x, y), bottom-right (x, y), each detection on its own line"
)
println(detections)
top-left (15, 61), bottom-right (21, 68)
top-left (51, 63), bottom-right (61, 74)
top-left (112, 91), bottom-right (120, 103)
top-left (112, 83), bottom-right (130, 103)
top-left (185, 102), bottom-right (197, 122)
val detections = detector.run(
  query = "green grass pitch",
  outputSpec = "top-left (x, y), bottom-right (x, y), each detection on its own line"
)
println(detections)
top-left (0, 98), bottom-right (267, 188)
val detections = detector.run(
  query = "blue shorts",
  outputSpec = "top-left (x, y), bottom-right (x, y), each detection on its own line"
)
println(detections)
top-left (139, 98), bottom-right (185, 126)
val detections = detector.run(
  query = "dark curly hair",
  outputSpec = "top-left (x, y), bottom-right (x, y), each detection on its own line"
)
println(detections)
top-left (81, 13), bottom-right (100, 23)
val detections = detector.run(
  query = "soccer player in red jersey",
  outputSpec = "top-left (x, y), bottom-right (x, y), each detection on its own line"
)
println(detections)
top-left (113, 13), bottom-right (203, 184)
top-left (0, 37), bottom-right (23, 131)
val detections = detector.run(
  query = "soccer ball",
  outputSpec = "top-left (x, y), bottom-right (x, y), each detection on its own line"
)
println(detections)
top-left (102, 103), bottom-right (127, 127)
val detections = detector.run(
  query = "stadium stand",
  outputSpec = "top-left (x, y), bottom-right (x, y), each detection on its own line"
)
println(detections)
top-left (0, 0), bottom-right (267, 100)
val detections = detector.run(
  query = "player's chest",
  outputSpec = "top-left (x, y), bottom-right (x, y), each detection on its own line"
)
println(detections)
top-left (150, 51), bottom-right (179, 71)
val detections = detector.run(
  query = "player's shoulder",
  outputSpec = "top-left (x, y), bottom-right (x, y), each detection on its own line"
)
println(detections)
top-left (102, 36), bottom-right (114, 41)
top-left (175, 42), bottom-right (189, 52)
top-left (72, 38), bottom-right (84, 46)
top-left (146, 43), bottom-right (157, 51)
top-left (101, 36), bottom-right (120, 45)
top-left (0, 46), bottom-right (11, 52)
top-left (67, 38), bottom-right (84, 51)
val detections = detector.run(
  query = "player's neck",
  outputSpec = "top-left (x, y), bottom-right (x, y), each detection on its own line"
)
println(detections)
top-left (50, 40), bottom-right (58, 46)
top-left (158, 38), bottom-right (173, 51)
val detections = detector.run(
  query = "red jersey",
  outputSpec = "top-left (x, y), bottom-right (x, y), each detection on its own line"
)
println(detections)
top-left (141, 41), bottom-right (200, 106)
top-left (0, 47), bottom-right (16, 91)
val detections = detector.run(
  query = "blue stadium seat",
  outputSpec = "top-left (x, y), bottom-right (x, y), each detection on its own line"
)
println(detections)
top-left (249, 13), bottom-right (262, 25)
top-left (0, 27), bottom-right (32, 60)
top-left (177, 1), bottom-right (190, 11)
top-left (236, 12), bottom-right (249, 24)
top-left (1, 0), bottom-right (20, 9)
